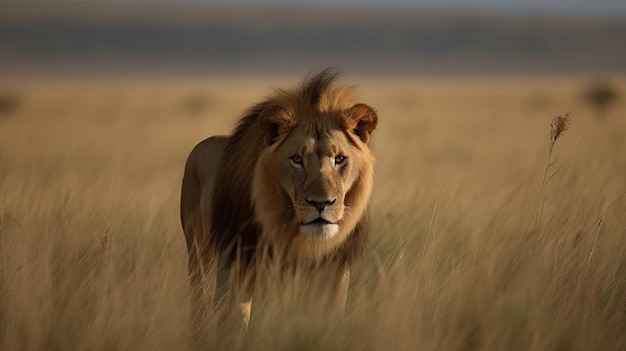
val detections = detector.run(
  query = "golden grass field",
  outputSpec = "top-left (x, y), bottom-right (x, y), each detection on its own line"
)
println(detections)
top-left (0, 75), bottom-right (625, 350)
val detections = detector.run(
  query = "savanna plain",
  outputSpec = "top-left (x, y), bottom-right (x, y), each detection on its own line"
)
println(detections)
top-left (0, 75), bottom-right (625, 350)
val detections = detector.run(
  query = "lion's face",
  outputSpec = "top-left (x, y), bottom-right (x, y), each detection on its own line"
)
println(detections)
top-left (272, 121), bottom-right (363, 240)
top-left (251, 96), bottom-right (377, 259)
top-left (254, 102), bottom-right (377, 247)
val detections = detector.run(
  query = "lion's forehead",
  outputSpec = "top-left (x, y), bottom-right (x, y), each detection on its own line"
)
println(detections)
top-left (299, 138), bottom-right (337, 157)
top-left (292, 129), bottom-right (348, 157)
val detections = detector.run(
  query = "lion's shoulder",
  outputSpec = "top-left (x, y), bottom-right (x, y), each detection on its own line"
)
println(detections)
top-left (187, 136), bottom-right (228, 181)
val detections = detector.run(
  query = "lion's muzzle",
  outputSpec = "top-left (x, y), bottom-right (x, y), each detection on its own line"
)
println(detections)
top-left (299, 197), bottom-right (342, 239)
top-left (305, 198), bottom-right (336, 212)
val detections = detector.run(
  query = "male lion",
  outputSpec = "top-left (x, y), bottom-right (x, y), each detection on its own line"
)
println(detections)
top-left (180, 68), bottom-right (377, 330)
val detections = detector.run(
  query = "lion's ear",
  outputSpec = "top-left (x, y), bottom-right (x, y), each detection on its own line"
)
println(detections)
top-left (258, 106), bottom-right (295, 145)
top-left (344, 103), bottom-right (378, 144)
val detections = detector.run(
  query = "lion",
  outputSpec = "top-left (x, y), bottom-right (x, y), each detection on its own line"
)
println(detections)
top-left (180, 68), bottom-right (377, 331)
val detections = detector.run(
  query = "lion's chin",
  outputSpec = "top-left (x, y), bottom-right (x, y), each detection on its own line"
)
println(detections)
top-left (299, 223), bottom-right (340, 240)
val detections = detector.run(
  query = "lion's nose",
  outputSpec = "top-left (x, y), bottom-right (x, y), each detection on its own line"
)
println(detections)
top-left (305, 198), bottom-right (336, 212)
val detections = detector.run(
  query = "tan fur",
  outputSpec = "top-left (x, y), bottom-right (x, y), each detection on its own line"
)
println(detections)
top-left (180, 69), bottom-right (377, 332)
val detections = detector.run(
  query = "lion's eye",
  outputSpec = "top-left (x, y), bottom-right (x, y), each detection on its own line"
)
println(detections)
top-left (334, 155), bottom-right (346, 165)
top-left (290, 155), bottom-right (303, 165)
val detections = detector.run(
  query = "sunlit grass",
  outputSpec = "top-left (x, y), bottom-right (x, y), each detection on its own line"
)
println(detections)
top-left (0, 77), bottom-right (625, 350)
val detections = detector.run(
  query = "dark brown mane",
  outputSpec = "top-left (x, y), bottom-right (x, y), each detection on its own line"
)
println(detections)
top-left (209, 102), bottom-right (266, 265)
top-left (301, 67), bottom-right (341, 109)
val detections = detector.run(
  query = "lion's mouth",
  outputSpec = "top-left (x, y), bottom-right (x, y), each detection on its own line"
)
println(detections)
top-left (303, 217), bottom-right (336, 226)
top-left (299, 218), bottom-right (340, 239)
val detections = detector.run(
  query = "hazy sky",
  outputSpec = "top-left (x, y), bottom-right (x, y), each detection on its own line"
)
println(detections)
top-left (24, 0), bottom-right (626, 18)
top-left (222, 0), bottom-right (626, 18)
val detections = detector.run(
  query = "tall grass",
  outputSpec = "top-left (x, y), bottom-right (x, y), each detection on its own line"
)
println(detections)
top-left (536, 112), bottom-right (570, 227)
top-left (0, 78), bottom-right (625, 350)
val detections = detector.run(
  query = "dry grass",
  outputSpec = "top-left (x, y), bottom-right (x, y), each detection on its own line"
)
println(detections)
top-left (0, 76), bottom-right (625, 350)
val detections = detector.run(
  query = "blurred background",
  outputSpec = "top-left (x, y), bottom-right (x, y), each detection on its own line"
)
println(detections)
top-left (1, 0), bottom-right (625, 80)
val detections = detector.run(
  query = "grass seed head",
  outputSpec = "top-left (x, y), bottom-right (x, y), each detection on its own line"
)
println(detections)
top-left (550, 112), bottom-right (571, 147)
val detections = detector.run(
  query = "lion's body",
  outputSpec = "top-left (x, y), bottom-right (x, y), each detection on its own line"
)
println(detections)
top-left (180, 69), bottom-right (377, 330)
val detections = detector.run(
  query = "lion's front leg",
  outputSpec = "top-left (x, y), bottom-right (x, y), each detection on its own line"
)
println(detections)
top-left (309, 263), bottom-right (351, 315)
top-left (214, 258), bottom-right (255, 332)
top-left (335, 267), bottom-right (351, 315)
